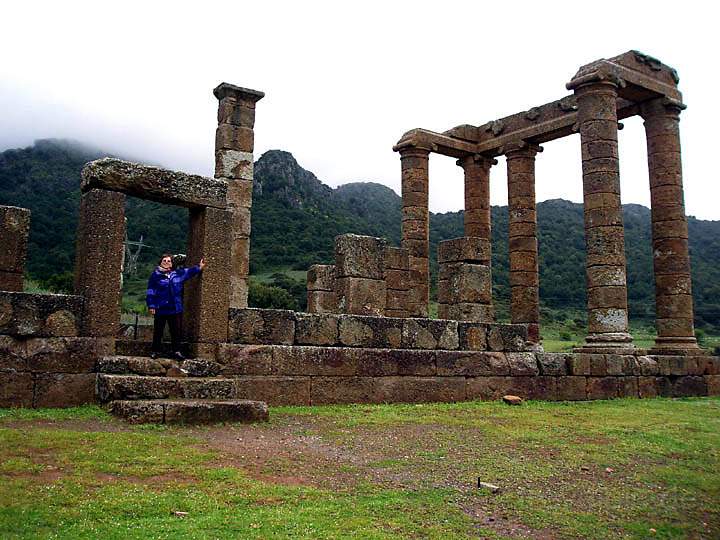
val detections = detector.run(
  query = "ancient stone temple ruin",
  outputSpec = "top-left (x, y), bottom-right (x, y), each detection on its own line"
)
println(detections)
top-left (1, 52), bottom-right (718, 422)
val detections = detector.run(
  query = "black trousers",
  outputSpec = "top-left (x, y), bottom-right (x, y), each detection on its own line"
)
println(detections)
top-left (152, 313), bottom-right (182, 352)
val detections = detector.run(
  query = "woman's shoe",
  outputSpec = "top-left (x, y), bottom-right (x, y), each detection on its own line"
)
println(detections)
top-left (150, 352), bottom-right (159, 360)
top-left (173, 351), bottom-right (186, 361)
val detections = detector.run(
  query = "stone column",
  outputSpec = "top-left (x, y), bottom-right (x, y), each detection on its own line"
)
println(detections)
top-left (640, 97), bottom-right (699, 352)
top-left (399, 146), bottom-right (430, 317)
top-left (573, 80), bottom-right (633, 349)
top-left (384, 247), bottom-right (411, 318)
top-left (74, 189), bottom-right (125, 338)
top-left (183, 206), bottom-right (232, 357)
top-left (0, 206), bottom-right (30, 291)
top-left (213, 83), bottom-right (264, 309)
top-left (505, 143), bottom-right (541, 342)
top-left (459, 154), bottom-right (496, 240)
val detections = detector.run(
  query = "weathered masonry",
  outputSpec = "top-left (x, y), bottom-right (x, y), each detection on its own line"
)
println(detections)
top-left (1, 52), bottom-right (718, 420)
top-left (392, 50), bottom-right (699, 355)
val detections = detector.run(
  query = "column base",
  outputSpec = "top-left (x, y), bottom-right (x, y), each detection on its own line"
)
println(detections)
top-left (649, 336), bottom-right (706, 356)
top-left (574, 332), bottom-right (634, 354)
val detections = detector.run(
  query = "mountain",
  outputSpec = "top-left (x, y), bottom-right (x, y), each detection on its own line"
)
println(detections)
top-left (1, 139), bottom-right (719, 328)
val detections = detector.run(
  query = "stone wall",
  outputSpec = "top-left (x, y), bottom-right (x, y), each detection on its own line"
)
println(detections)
top-left (0, 292), bottom-right (111, 407)
top-left (228, 308), bottom-right (531, 351)
top-left (192, 345), bottom-right (720, 405)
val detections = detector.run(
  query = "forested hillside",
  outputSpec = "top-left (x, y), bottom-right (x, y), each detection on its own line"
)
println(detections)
top-left (1, 139), bottom-right (719, 329)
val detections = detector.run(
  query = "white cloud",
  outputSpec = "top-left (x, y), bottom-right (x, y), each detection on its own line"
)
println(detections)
top-left (1, 0), bottom-right (717, 219)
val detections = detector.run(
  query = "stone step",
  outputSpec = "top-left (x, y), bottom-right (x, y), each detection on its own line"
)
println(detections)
top-left (97, 374), bottom-right (235, 403)
top-left (96, 356), bottom-right (221, 377)
top-left (115, 340), bottom-right (192, 358)
top-left (108, 399), bottom-right (268, 424)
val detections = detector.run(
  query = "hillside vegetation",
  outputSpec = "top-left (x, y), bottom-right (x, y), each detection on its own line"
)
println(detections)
top-left (1, 139), bottom-right (719, 330)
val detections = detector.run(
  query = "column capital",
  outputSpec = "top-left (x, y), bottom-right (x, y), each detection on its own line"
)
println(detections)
top-left (640, 96), bottom-right (687, 120)
top-left (566, 62), bottom-right (626, 92)
top-left (501, 141), bottom-right (543, 159)
top-left (213, 82), bottom-right (265, 104)
top-left (456, 153), bottom-right (497, 169)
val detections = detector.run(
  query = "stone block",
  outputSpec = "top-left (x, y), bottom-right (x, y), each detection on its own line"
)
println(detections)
top-left (636, 355), bottom-right (659, 376)
top-left (228, 308), bottom-right (295, 345)
top-left (335, 277), bottom-right (386, 316)
top-left (307, 291), bottom-right (338, 314)
top-left (74, 189), bottom-right (125, 338)
top-left (655, 377), bottom-right (674, 397)
top-left (605, 354), bottom-right (625, 376)
top-left (216, 344), bottom-right (275, 375)
top-left (385, 269), bottom-right (411, 291)
top-left (457, 323), bottom-right (487, 351)
top-left (96, 356), bottom-right (166, 376)
top-left (568, 354), bottom-right (592, 376)
top-left (437, 237), bottom-right (491, 264)
top-left (163, 399), bottom-right (268, 425)
top-left (376, 376), bottom-right (466, 404)
top-left (700, 356), bottom-right (720, 375)
top-left (184, 207), bottom-right (232, 344)
top-left (587, 377), bottom-right (618, 400)
top-left (338, 315), bottom-right (402, 348)
top-left (0, 271), bottom-right (23, 292)
top-left (536, 353), bottom-right (570, 376)
top-left (402, 319), bottom-right (458, 350)
top-left (393, 349), bottom-right (436, 376)
top-left (436, 351), bottom-right (508, 376)
top-left (0, 292), bottom-right (83, 337)
top-left (706, 375), bottom-right (720, 396)
top-left (215, 150), bottom-right (254, 180)
top-left (586, 266), bottom-right (626, 288)
top-left (0, 372), bottom-right (33, 407)
top-left (487, 324), bottom-right (529, 351)
top-left (217, 98), bottom-right (257, 128)
top-left (385, 246), bottom-right (409, 270)
top-left (672, 376), bottom-right (707, 397)
top-left (295, 313), bottom-right (339, 346)
top-left (25, 337), bottom-right (100, 373)
top-left (335, 234), bottom-right (387, 279)
top-left (0, 206), bottom-right (30, 277)
top-left (438, 263), bottom-right (492, 304)
top-left (588, 307), bottom-right (628, 334)
top-left (556, 376), bottom-right (587, 401)
top-left (234, 376), bottom-right (310, 406)
top-left (270, 346), bottom-right (351, 376)
top-left (507, 376), bottom-right (557, 401)
top-left (311, 377), bottom-right (381, 405)
top-left (110, 400), bottom-right (165, 423)
top-left (82, 159), bottom-right (227, 209)
top-left (466, 376), bottom-right (512, 401)
top-left (96, 374), bottom-right (180, 402)
top-left (343, 348), bottom-right (399, 377)
top-left (0, 335), bottom-right (26, 371)
top-left (507, 353), bottom-right (539, 376)
top-left (617, 376), bottom-right (639, 398)
top-left (226, 179), bottom-right (254, 208)
top-left (34, 373), bottom-right (96, 407)
top-left (439, 303), bottom-right (494, 323)
top-left (215, 124), bottom-right (255, 152)
top-left (180, 378), bottom-right (236, 400)
top-left (307, 264), bottom-right (336, 291)
top-left (638, 376), bottom-right (658, 398)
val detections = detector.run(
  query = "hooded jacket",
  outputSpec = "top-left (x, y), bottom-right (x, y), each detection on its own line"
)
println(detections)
top-left (146, 265), bottom-right (201, 315)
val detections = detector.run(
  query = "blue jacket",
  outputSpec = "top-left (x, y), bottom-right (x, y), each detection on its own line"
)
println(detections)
top-left (146, 265), bottom-right (201, 315)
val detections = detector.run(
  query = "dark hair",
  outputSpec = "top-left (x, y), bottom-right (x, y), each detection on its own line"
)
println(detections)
top-left (158, 253), bottom-right (173, 265)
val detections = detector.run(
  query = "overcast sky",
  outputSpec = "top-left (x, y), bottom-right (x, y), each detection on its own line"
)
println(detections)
top-left (2, 1), bottom-right (718, 220)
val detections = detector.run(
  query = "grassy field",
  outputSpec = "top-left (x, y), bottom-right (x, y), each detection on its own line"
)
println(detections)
top-left (1, 398), bottom-right (718, 539)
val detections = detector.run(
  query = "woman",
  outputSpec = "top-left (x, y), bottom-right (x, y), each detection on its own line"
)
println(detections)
top-left (146, 253), bottom-right (205, 360)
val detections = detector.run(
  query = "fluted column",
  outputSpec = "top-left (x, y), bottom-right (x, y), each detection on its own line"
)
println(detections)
top-left (505, 142), bottom-right (541, 341)
top-left (399, 146), bottom-right (430, 317)
top-left (640, 97), bottom-right (699, 352)
top-left (573, 80), bottom-right (633, 349)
